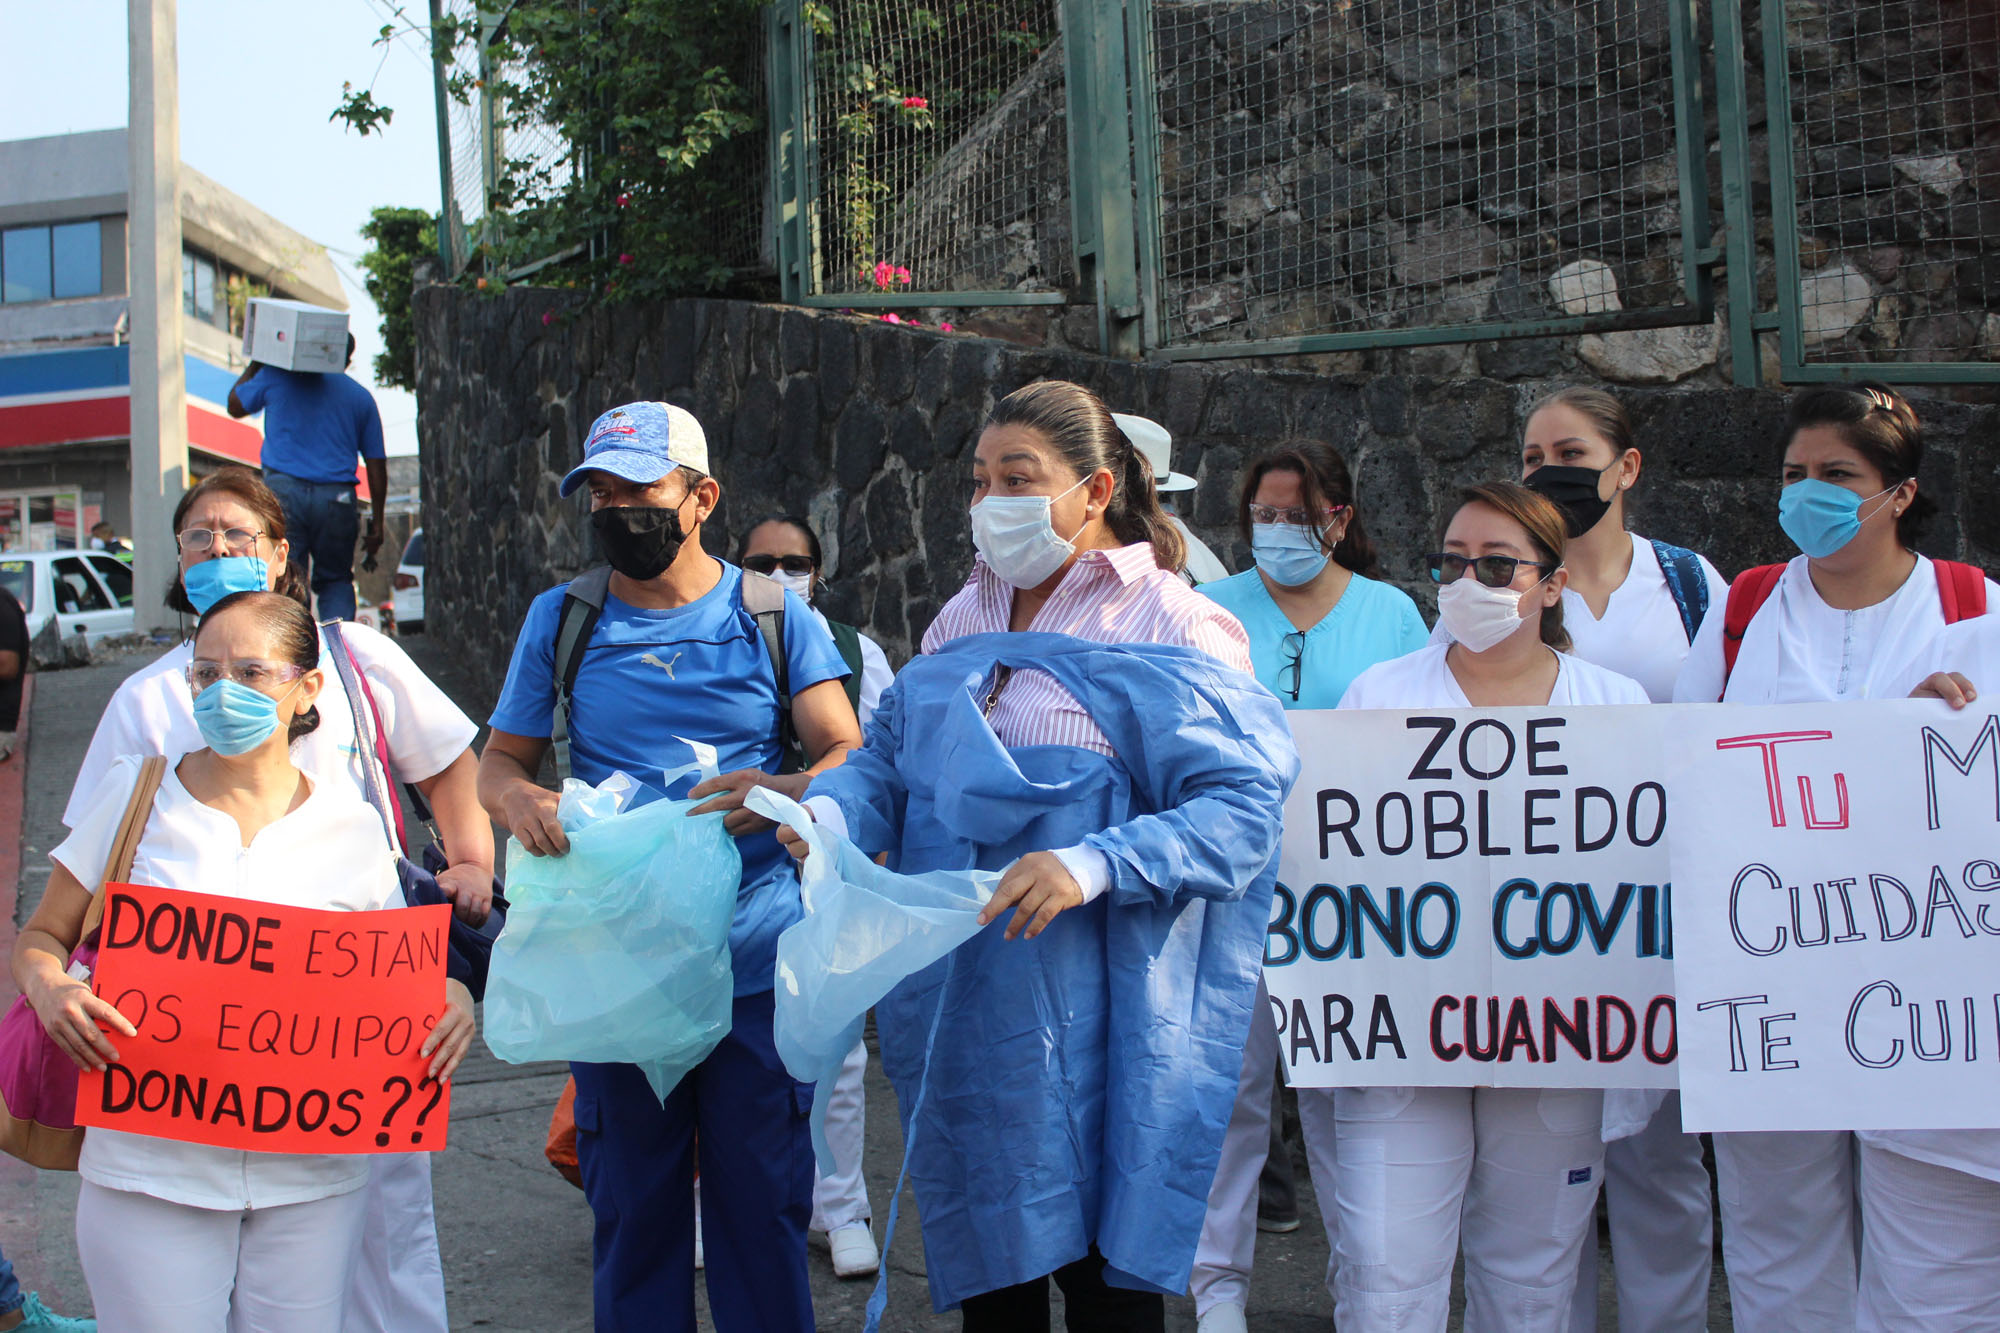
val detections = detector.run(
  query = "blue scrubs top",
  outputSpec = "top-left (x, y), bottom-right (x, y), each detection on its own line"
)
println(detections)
top-left (1201, 568), bottom-right (1428, 709)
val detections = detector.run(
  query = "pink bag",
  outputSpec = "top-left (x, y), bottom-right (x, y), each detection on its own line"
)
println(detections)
top-left (0, 756), bottom-right (165, 1170)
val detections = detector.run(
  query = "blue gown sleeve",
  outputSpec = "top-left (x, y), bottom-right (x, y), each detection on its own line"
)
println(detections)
top-left (1081, 673), bottom-right (1299, 910)
top-left (803, 677), bottom-right (908, 860)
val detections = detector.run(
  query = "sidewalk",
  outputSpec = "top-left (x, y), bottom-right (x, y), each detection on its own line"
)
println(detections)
top-left (4, 634), bottom-right (1723, 1330)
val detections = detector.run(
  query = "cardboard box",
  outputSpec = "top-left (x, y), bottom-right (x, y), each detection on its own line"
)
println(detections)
top-left (241, 298), bottom-right (350, 374)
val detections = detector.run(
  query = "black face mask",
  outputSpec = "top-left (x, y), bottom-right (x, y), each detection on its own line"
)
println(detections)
top-left (1524, 464), bottom-right (1617, 539)
top-left (592, 505), bottom-right (687, 580)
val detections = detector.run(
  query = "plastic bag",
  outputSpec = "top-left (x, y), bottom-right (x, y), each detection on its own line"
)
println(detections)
top-left (484, 747), bottom-right (740, 1101)
top-left (744, 786), bottom-right (997, 1165)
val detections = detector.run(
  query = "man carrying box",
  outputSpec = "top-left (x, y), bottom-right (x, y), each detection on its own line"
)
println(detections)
top-left (226, 334), bottom-right (386, 621)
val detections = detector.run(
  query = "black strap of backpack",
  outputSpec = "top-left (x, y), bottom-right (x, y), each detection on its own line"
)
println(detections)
top-left (551, 566), bottom-right (612, 784)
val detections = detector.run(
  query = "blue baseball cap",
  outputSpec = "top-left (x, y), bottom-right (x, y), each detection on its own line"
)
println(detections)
top-left (559, 401), bottom-right (711, 497)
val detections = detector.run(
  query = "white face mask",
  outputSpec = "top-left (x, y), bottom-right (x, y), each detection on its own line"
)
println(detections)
top-left (770, 569), bottom-right (814, 602)
top-left (970, 477), bottom-right (1088, 590)
top-left (1437, 574), bottom-right (1547, 653)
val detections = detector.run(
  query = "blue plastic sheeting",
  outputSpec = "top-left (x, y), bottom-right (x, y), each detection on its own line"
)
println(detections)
top-left (484, 760), bottom-right (740, 1101)
top-left (807, 631), bottom-right (1299, 1310)
top-left (744, 784), bottom-right (996, 1166)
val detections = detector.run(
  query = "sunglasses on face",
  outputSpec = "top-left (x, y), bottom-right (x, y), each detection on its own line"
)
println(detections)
top-left (177, 527), bottom-right (265, 555)
top-left (1424, 552), bottom-right (1552, 588)
top-left (741, 554), bottom-right (817, 577)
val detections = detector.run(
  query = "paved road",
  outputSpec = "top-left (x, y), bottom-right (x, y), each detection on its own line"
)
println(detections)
top-left (8, 635), bottom-right (1735, 1330)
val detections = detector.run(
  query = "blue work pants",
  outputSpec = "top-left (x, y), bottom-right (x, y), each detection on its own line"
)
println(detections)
top-left (0, 1240), bottom-right (20, 1317)
top-left (264, 471), bottom-right (361, 622)
top-left (571, 989), bottom-right (814, 1333)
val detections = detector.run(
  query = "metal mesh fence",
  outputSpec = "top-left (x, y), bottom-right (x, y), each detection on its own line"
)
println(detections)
top-left (803, 0), bottom-right (1074, 297)
top-left (437, 0), bottom-right (486, 277)
top-left (1780, 0), bottom-right (2000, 366)
top-left (1141, 0), bottom-right (1701, 347)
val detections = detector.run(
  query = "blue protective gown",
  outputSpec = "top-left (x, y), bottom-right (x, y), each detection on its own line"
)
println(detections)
top-left (807, 631), bottom-right (1299, 1310)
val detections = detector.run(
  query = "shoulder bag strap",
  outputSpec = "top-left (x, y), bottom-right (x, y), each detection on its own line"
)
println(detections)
top-left (1722, 563), bottom-right (1786, 681)
top-left (740, 571), bottom-right (800, 772)
top-left (79, 755), bottom-right (168, 943)
top-left (551, 567), bottom-right (612, 785)
top-left (1935, 560), bottom-right (1989, 623)
top-left (322, 622), bottom-right (403, 854)
top-left (1649, 540), bottom-right (1711, 643)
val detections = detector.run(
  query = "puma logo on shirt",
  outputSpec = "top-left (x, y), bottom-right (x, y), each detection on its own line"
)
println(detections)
top-left (640, 651), bottom-right (683, 679)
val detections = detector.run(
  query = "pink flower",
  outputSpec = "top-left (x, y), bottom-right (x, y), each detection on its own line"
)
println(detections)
top-left (615, 192), bottom-right (630, 207)
top-left (542, 311), bottom-right (554, 326)
top-left (894, 266), bottom-right (912, 284)
top-left (882, 312), bottom-right (904, 324)
top-left (618, 253), bottom-right (634, 265)
top-left (870, 260), bottom-right (895, 290)
top-left (940, 322), bottom-right (955, 332)
top-left (902, 95), bottom-right (927, 109)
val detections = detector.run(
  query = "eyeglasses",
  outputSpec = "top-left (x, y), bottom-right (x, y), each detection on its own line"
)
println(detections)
top-left (742, 554), bottom-right (816, 577)
top-left (1277, 630), bottom-right (1306, 702)
top-left (177, 527), bottom-right (265, 555)
top-left (1425, 552), bottom-right (1552, 588)
top-left (1248, 503), bottom-right (1347, 527)
top-left (187, 659), bottom-right (306, 692)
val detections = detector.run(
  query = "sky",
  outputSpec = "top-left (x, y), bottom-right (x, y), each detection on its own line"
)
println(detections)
top-left (2, 1), bottom-right (449, 457)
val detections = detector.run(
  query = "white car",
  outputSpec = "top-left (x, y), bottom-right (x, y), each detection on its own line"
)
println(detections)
top-left (0, 548), bottom-right (137, 648)
top-left (392, 528), bottom-right (425, 633)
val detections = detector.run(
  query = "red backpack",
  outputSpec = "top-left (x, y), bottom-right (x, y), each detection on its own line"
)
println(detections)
top-left (1721, 559), bottom-right (1989, 679)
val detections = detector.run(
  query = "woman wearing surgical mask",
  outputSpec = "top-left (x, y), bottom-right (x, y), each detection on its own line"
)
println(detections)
top-left (13, 591), bottom-right (475, 1333)
top-left (1332, 483), bottom-right (1647, 1331)
top-left (737, 514), bottom-right (892, 1281)
top-left (779, 379), bottom-right (1298, 1331)
top-left (1513, 389), bottom-right (1726, 1333)
top-left (1188, 440), bottom-right (1423, 1333)
top-left (60, 467), bottom-right (490, 1333)
top-left (1673, 384), bottom-right (1998, 1330)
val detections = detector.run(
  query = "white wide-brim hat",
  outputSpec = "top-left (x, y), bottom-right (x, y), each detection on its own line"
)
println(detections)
top-left (1112, 412), bottom-right (1197, 492)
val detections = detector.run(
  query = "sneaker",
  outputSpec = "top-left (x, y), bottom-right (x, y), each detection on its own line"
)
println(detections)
top-left (1196, 1302), bottom-right (1248, 1333)
top-left (828, 1222), bottom-right (880, 1279)
top-left (12, 1293), bottom-right (97, 1332)
top-left (1255, 1211), bottom-right (1301, 1234)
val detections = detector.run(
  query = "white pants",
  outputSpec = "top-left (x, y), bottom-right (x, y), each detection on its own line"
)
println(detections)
top-left (343, 1153), bottom-right (447, 1333)
top-left (1567, 1092), bottom-right (1713, 1333)
top-left (1330, 1085), bottom-right (1605, 1333)
top-left (1190, 974), bottom-right (1281, 1315)
top-left (76, 1180), bottom-right (369, 1333)
top-left (809, 1037), bottom-right (871, 1233)
top-left (1857, 1142), bottom-right (2000, 1331)
top-left (1713, 1130), bottom-right (1856, 1332)
top-left (1296, 1085), bottom-right (1344, 1299)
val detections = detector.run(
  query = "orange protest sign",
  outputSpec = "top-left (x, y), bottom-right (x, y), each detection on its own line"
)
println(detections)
top-left (75, 882), bottom-right (452, 1154)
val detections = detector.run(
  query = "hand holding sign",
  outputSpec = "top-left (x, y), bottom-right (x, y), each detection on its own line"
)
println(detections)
top-left (75, 882), bottom-right (453, 1154)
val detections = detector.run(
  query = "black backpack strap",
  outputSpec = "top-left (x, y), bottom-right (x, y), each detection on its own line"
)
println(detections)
top-left (740, 570), bottom-right (803, 773)
top-left (1650, 539), bottom-right (1711, 644)
top-left (551, 566), bottom-right (612, 784)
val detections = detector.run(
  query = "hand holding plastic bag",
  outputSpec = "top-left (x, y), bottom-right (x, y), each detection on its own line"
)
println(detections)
top-left (745, 786), bottom-right (997, 1167)
top-left (485, 745), bottom-right (740, 1102)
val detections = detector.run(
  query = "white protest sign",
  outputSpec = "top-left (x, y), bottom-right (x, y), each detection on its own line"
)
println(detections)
top-left (1268, 707), bottom-right (1678, 1089)
top-left (1668, 700), bottom-right (2000, 1132)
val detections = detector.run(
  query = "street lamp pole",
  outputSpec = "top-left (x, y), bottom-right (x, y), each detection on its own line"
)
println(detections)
top-left (128, 0), bottom-right (188, 634)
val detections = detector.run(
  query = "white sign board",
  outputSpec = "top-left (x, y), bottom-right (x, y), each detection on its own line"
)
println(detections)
top-left (1269, 707), bottom-right (1678, 1089)
top-left (1668, 700), bottom-right (2000, 1132)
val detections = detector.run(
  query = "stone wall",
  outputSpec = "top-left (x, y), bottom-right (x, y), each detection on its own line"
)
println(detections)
top-left (414, 286), bottom-right (1999, 714)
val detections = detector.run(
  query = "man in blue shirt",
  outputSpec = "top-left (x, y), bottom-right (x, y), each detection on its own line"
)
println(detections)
top-left (478, 400), bottom-right (861, 1333)
top-left (226, 334), bottom-right (386, 620)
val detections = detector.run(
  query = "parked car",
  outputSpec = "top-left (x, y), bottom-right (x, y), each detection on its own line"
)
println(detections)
top-left (0, 548), bottom-right (136, 648)
top-left (392, 528), bottom-right (425, 633)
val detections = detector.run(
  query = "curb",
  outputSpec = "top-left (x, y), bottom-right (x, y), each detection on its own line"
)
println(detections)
top-left (0, 672), bottom-right (41, 1282)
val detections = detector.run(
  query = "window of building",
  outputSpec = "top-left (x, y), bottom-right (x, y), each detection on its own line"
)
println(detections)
top-left (182, 250), bottom-right (217, 324)
top-left (1, 222), bottom-right (105, 303)
top-left (51, 221), bottom-right (101, 299)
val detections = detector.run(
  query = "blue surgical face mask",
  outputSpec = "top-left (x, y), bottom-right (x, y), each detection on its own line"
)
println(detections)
top-left (182, 556), bottom-right (270, 615)
top-left (1777, 478), bottom-right (1898, 559)
top-left (192, 678), bottom-right (298, 756)
top-left (1251, 523), bottom-right (1331, 588)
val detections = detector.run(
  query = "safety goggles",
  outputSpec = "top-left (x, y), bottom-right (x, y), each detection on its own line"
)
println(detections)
top-left (1247, 503), bottom-right (1347, 527)
top-left (187, 659), bottom-right (307, 692)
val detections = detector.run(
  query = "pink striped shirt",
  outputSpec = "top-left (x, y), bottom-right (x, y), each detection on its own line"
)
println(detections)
top-left (921, 542), bottom-right (1252, 756)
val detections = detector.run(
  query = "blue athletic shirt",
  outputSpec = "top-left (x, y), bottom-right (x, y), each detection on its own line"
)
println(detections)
top-left (1201, 568), bottom-right (1428, 709)
top-left (489, 561), bottom-right (849, 994)
top-left (235, 368), bottom-right (386, 483)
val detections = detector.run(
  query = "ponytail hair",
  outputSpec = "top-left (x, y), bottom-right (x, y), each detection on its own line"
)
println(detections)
top-left (985, 380), bottom-right (1187, 574)
top-left (1237, 439), bottom-right (1379, 576)
top-left (1452, 481), bottom-right (1572, 653)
